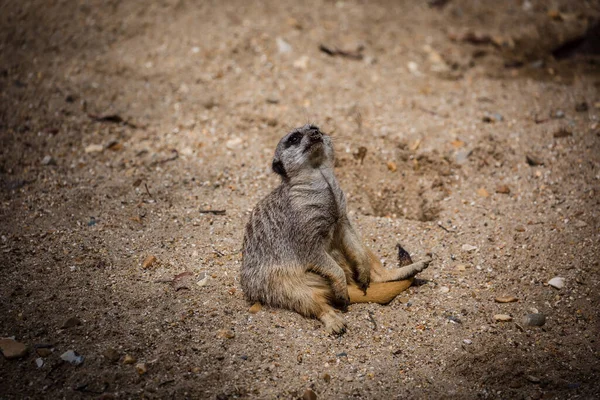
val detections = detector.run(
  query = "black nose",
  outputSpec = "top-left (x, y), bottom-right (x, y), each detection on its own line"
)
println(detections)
top-left (309, 130), bottom-right (322, 140)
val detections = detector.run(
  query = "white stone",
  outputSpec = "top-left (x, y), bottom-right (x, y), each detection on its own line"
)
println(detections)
top-left (548, 277), bottom-right (565, 290)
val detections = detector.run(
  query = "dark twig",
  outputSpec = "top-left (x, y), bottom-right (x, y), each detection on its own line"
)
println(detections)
top-left (87, 113), bottom-right (137, 128)
top-left (151, 149), bottom-right (179, 166)
top-left (199, 209), bottom-right (226, 215)
top-left (319, 44), bottom-right (364, 60)
top-left (144, 183), bottom-right (153, 198)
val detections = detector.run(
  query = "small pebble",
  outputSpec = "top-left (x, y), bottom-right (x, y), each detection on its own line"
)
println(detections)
top-left (136, 363), bottom-right (147, 375)
top-left (440, 286), bottom-right (450, 293)
top-left (494, 314), bottom-right (512, 322)
top-left (217, 329), bottom-right (235, 339)
top-left (276, 37), bottom-right (292, 53)
top-left (522, 313), bottom-right (546, 327)
top-left (463, 339), bottom-right (472, 345)
top-left (494, 296), bottom-right (518, 303)
top-left (35, 358), bottom-right (44, 368)
top-left (323, 373), bottom-right (331, 383)
top-left (526, 375), bottom-right (541, 383)
top-left (526, 154), bottom-right (544, 166)
top-left (84, 144), bottom-right (104, 153)
top-left (60, 350), bottom-right (84, 365)
top-left (41, 155), bottom-right (56, 165)
top-left (248, 302), bottom-right (262, 314)
top-left (123, 354), bottom-right (136, 364)
top-left (303, 388), bottom-right (317, 400)
top-left (142, 255), bottom-right (157, 269)
top-left (36, 348), bottom-right (52, 357)
top-left (495, 185), bottom-right (510, 194)
top-left (103, 348), bottom-right (120, 363)
top-left (548, 277), bottom-right (565, 290)
top-left (461, 244), bottom-right (477, 252)
top-left (0, 338), bottom-right (28, 359)
top-left (196, 272), bottom-right (209, 287)
top-left (225, 137), bottom-right (243, 150)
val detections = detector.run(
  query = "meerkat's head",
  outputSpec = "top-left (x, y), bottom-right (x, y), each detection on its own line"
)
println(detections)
top-left (272, 124), bottom-right (334, 180)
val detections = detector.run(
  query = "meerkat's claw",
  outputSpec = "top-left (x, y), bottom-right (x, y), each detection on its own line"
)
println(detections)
top-left (321, 311), bottom-right (347, 335)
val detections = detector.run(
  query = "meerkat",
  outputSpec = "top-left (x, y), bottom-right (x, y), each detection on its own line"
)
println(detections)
top-left (241, 124), bottom-right (431, 334)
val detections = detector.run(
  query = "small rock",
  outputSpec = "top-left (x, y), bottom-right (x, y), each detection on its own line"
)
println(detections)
top-left (495, 296), bottom-right (518, 303)
top-left (142, 255), bottom-right (157, 269)
top-left (553, 128), bottom-right (572, 138)
top-left (248, 302), bottom-right (262, 314)
top-left (36, 348), bottom-right (52, 357)
top-left (463, 339), bottom-right (472, 345)
top-left (494, 314), bottom-right (512, 322)
top-left (84, 144), bottom-right (104, 153)
top-left (461, 244), bottom-right (477, 252)
top-left (225, 137), bottom-right (243, 150)
top-left (548, 277), bottom-right (565, 290)
top-left (41, 155), bottom-right (56, 166)
top-left (476, 188), bottom-right (490, 198)
top-left (303, 388), bottom-right (317, 400)
top-left (526, 154), bottom-right (544, 166)
top-left (323, 373), bottom-right (331, 383)
top-left (454, 149), bottom-right (472, 164)
top-left (293, 55), bottom-right (309, 70)
top-left (386, 161), bottom-right (397, 172)
top-left (440, 286), bottom-right (450, 293)
top-left (553, 110), bottom-right (565, 119)
top-left (455, 265), bottom-right (466, 272)
top-left (202, 98), bottom-right (217, 109)
top-left (196, 272), bottom-right (209, 287)
top-left (0, 338), bottom-right (28, 359)
top-left (526, 375), bottom-right (541, 383)
top-left (495, 185), bottom-right (511, 194)
top-left (522, 313), bottom-right (546, 327)
top-left (575, 102), bottom-right (588, 112)
top-left (35, 358), bottom-right (44, 368)
top-left (60, 350), bottom-right (84, 365)
top-left (136, 363), bottom-right (147, 375)
top-left (107, 141), bottom-right (122, 151)
top-left (62, 317), bottom-right (82, 329)
top-left (276, 37), bottom-right (292, 54)
top-left (574, 220), bottom-right (587, 228)
top-left (103, 348), bottom-right (120, 363)
top-left (123, 354), bottom-right (136, 364)
top-left (482, 113), bottom-right (503, 123)
top-left (217, 329), bottom-right (235, 339)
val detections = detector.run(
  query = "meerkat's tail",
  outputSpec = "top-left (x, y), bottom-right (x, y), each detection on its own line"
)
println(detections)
top-left (348, 279), bottom-right (413, 304)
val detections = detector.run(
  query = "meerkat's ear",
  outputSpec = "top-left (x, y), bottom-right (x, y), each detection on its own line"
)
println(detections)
top-left (272, 159), bottom-right (287, 177)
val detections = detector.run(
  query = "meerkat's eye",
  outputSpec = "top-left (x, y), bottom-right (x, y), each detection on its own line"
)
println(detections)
top-left (286, 132), bottom-right (302, 146)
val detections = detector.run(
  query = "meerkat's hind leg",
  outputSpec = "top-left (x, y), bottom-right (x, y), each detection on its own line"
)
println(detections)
top-left (371, 257), bottom-right (432, 282)
top-left (287, 272), bottom-right (347, 335)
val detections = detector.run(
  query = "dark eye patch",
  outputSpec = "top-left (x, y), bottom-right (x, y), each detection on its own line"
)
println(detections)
top-left (285, 132), bottom-right (302, 147)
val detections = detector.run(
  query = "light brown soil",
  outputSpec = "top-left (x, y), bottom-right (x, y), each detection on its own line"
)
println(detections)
top-left (1, 1), bottom-right (599, 399)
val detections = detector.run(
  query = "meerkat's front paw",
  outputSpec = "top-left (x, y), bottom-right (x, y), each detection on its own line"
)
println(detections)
top-left (320, 310), bottom-right (347, 335)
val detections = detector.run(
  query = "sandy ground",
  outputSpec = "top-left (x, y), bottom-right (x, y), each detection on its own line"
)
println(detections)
top-left (1, 0), bottom-right (599, 399)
